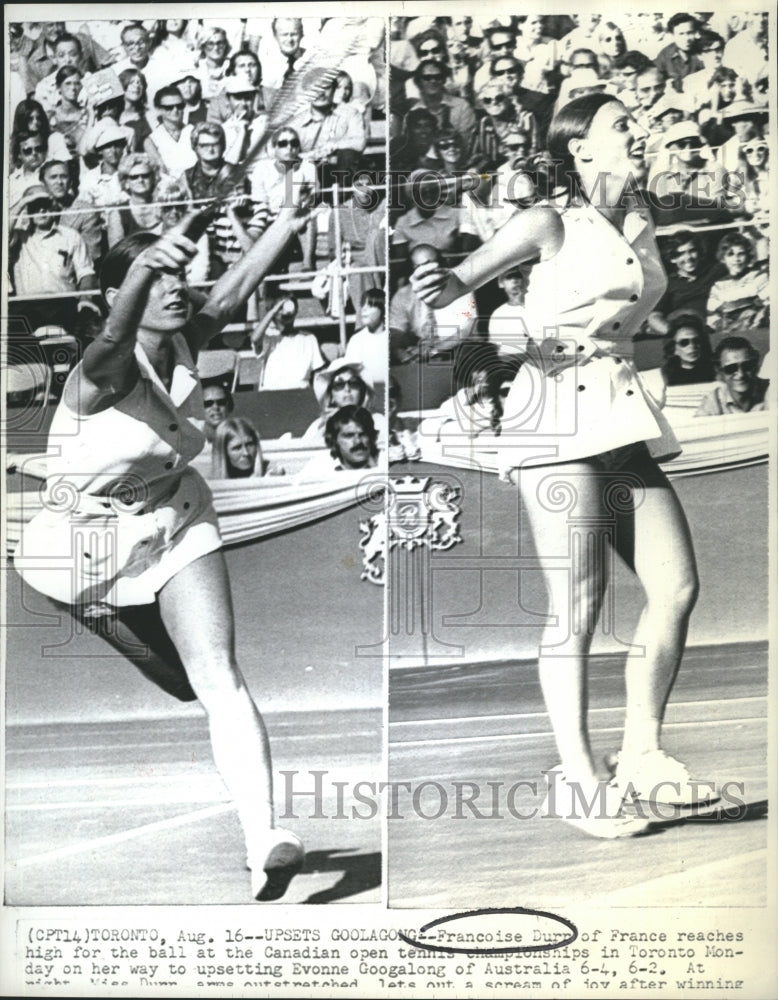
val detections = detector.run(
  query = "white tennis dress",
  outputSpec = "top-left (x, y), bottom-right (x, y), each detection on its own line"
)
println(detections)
top-left (14, 334), bottom-right (222, 611)
top-left (496, 199), bottom-right (680, 477)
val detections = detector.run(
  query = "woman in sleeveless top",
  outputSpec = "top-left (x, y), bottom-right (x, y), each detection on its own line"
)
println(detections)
top-left (411, 93), bottom-right (716, 838)
top-left (14, 204), bottom-right (310, 899)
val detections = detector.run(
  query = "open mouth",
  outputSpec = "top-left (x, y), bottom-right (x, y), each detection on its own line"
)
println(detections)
top-left (629, 142), bottom-right (646, 163)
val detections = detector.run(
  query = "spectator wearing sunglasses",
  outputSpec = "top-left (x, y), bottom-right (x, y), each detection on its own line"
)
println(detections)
top-left (695, 337), bottom-right (769, 415)
top-left (648, 120), bottom-right (729, 222)
top-left (9, 184), bottom-right (96, 297)
top-left (716, 100), bottom-right (768, 176)
top-left (707, 233), bottom-right (769, 334)
top-left (473, 82), bottom-right (538, 164)
top-left (304, 358), bottom-right (386, 447)
top-left (195, 26), bottom-right (231, 102)
top-left (250, 126), bottom-right (318, 267)
top-left (105, 153), bottom-right (162, 248)
top-left (481, 56), bottom-right (555, 145)
top-left (200, 383), bottom-right (235, 448)
top-left (77, 119), bottom-right (126, 209)
top-left (144, 84), bottom-right (197, 176)
top-left (655, 14), bottom-right (703, 94)
top-left (660, 312), bottom-right (715, 386)
top-left (593, 21), bottom-right (627, 81)
top-left (741, 137), bottom-right (769, 216)
top-left (408, 59), bottom-right (476, 149)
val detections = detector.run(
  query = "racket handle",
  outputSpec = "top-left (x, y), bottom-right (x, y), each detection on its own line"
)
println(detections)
top-left (181, 205), bottom-right (218, 243)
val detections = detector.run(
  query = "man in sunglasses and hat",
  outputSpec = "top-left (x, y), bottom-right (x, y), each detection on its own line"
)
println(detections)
top-left (648, 119), bottom-right (730, 223)
top-left (696, 337), bottom-right (769, 416)
top-left (10, 184), bottom-right (96, 298)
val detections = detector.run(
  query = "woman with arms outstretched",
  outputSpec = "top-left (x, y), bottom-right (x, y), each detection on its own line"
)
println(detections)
top-left (15, 202), bottom-right (311, 898)
top-left (411, 93), bottom-right (716, 837)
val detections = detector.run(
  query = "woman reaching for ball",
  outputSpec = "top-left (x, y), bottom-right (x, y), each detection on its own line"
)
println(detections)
top-left (15, 201), bottom-right (312, 898)
top-left (411, 93), bottom-right (717, 837)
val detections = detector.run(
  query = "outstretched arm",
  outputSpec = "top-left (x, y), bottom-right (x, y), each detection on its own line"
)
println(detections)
top-left (71, 232), bottom-right (199, 416)
top-left (188, 202), bottom-right (311, 352)
top-left (410, 204), bottom-right (562, 308)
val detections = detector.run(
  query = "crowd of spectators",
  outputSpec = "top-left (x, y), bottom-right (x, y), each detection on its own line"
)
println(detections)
top-left (387, 12), bottom-right (770, 429)
top-left (8, 16), bottom-right (387, 421)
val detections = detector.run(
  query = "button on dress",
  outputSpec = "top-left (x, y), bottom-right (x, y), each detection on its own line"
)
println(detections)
top-left (14, 334), bottom-right (222, 611)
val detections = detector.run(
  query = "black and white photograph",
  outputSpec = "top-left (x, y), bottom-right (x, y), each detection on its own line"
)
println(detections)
top-left (2, 3), bottom-right (776, 999)
top-left (4, 8), bottom-right (387, 907)
top-left (386, 3), bottom-right (772, 914)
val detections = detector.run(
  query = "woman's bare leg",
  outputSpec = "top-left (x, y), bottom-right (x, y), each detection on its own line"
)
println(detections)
top-left (519, 461), bottom-right (610, 786)
top-left (158, 550), bottom-right (302, 893)
top-left (613, 475), bottom-right (699, 760)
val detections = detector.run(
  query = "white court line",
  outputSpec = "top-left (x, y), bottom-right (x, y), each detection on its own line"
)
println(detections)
top-left (6, 731), bottom-right (378, 755)
top-left (391, 716), bottom-right (764, 750)
top-left (389, 695), bottom-right (767, 729)
top-left (7, 772), bottom-right (221, 790)
top-left (9, 803), bottom-right (235, 869)
top-left (575, 848), bottom-right (767, 909)
top-left (7, 795), bottom-right (230, 812)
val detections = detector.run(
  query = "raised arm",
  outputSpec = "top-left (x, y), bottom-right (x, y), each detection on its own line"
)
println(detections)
top-left (410, 204), bottom-right (563, 307)
top-left (70, 232), bottom-right (198, 415)
top-left (188, 202), bottom-right (311, 353)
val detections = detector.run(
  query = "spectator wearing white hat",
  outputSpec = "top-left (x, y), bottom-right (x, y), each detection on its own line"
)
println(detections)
top-left (217, 75), bottom-right (268, 166)
top-left (715, 100), bottom-right (767, 175)
top-left (648, 120), bottom-right (729, 221)
top-left (169, 65), bottom-right (208, 125)
top-left (10, 184), bottom-right (96, 297)
top-left (77, 119), bottom-right (127, 208)
top-left (207, 50), bottom-right (267, 126)
top-left (304, 358), bottom-right (386, 447)
top-left (555, 67), bottom-right (609, 113)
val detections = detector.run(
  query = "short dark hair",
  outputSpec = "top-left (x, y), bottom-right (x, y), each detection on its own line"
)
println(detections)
top-left (55, 32), bottom-right (82, 54)
top-left (324, 405), bottom-right (378, 460)
top-left (361, 288), bottom-right (385, 310)
top-left (662, 312), bottom-right (712, 360)
top-left (55, 65), bottom-right (81, 87)
top-left (154, 85), bottom-right (183, 108)
top-left (201, 380), bottom-right (235, 410)
top-left (698, 29), bottom-right (725, 51)
top-left (100, 231), bottom-right (160, 298)
top-left (227, 48), bottom-right (261, 77)
top-left (613, 50), bottom-right (652, 74)
top-left (413, 59), bottom-right (451, 86)
top-left (667, 13), bottom-right (698, 34)
top-left (714, 336), bottom-right (760, 369)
